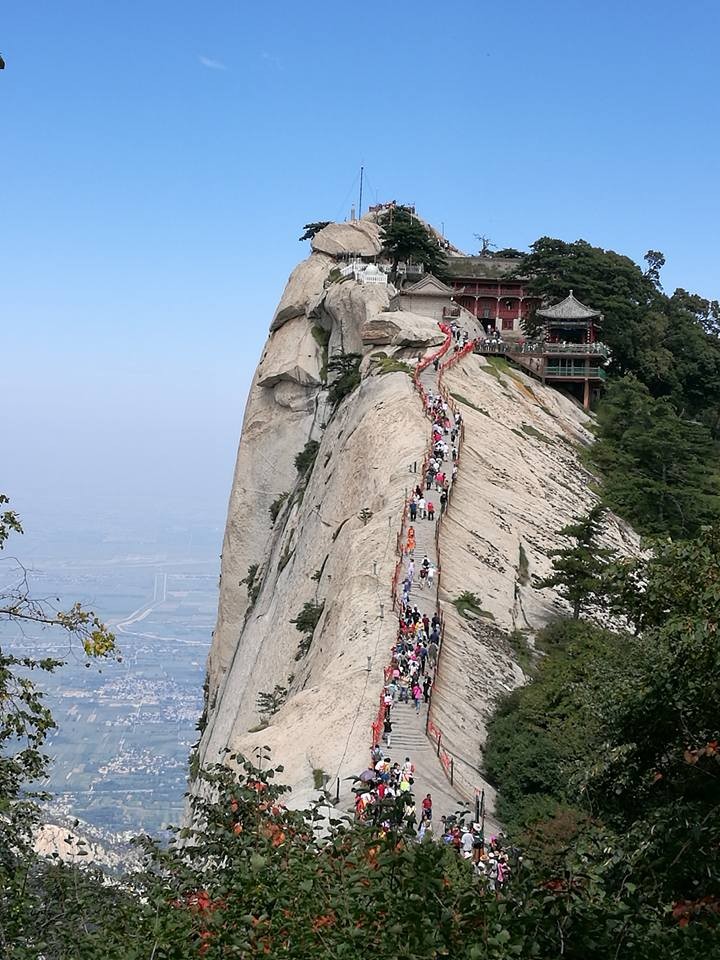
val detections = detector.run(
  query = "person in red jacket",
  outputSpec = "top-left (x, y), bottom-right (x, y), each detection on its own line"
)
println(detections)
top-left (422, 793), bottom-right (433, 821)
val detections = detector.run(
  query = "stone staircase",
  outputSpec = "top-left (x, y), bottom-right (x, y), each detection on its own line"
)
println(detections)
top-left (381, 354), bottom-right (476, 822)
top-left (387, 697), bottom-right (470, 822)
top-left (389, 697), bottom-right (427, 755)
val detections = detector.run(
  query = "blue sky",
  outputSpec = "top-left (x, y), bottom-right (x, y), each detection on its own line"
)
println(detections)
top-left (2, 0), bottom-right (719, 534)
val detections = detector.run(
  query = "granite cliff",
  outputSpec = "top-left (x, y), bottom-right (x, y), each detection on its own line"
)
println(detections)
top-left (196, 219), bottom-right (638, 815)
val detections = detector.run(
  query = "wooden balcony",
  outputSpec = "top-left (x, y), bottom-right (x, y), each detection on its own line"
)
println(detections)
top-left (541, 342), bottom-right (610, 358)
top-left (545, 363), bottom-right (606, 380)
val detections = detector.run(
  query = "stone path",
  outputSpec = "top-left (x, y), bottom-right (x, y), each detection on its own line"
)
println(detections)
top-left (388, 699), bottom-right (470, 824)
top-left (383, 354), bottom-right (479, 828)
top-left (363, 320), bottom-right (503, 836)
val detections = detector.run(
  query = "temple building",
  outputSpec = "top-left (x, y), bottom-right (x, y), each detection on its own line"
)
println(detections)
top-left (389, 273), bottom-right (458, 322)
top-left (476, 291), bottom-right (609, 410)
top-left (535, 291), bottom-right (608, 409)
top-left (443, 256), bottom-right (540, 336)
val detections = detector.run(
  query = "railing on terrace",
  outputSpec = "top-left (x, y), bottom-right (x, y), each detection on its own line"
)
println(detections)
top-left (545, 364), bottom-right (607, 379)
top-left (474, 340), bottom-right (508, 354)
top-left (540, 342), bottom-right (610, 357)
top-left (339, 260), bottom-right (364, 278)
top-left (395, 262), bottom-right (425, 276)
top-left (475, 340), bottom-right (609, 358)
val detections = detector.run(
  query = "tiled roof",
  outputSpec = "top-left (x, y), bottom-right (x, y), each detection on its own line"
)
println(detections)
top-left (402, 274), bottom-right (455, 295)
top-left (443, 256), bottom-right (523, 280)
top-left (536, 291), bottom-right (601, 320)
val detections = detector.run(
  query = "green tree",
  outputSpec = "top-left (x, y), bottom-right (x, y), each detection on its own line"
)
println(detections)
top-left (294, 439), bottom-right (320, 476)
top-left (269, 491), bottom-right (290, 524)
top-left (326, 351), bottom-right (361, 408)
top-left (0, 497), bottom-right (123, 958)
top-left (590, 377), bottom-right (720, 538)
top-left (535, 506), bottom-right (615, 619)
top-left (240, 563), bottom-right (262, 605)
top-left (485, 530), bottom-right (720, 950)
top-left (643, 248), bottom-right (666, 289)
top-left (290, 599), bottom-right (324, 659)
top-left (298, 221), bottom-right (330, 241)
top-left (380, 206), bottom-right (447, 280)
top-left (578, 530), bottom-right (720, 915)
top-left (672, 287), bottom-right (720, 338)
top-left (517, 238), bottom-right (720, 435)
top-left (484, 619), bottom-right (626, 833)
top-left (256, 684), bottom-right (288, 721)
top-left (0, 498), bottom-right (117, 854)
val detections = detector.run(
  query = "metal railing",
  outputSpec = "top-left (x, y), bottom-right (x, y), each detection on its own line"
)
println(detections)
top-left (395, 262), bottom-right (425, 276)
top-left (474, 340), bottom-right (508, 354)
top-left (541, 342), bottom-right (609, 357)
top-left (545, 363), bottom-right (607, 379)
top-left (475, 340), bottom-right (609, 362)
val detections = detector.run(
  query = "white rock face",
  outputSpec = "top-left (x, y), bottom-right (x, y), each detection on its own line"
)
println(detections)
top-left (429, 354), bottom-right (640, 794)
top-left (34, 822), bottom-right (137, 872)
top-left (257, 314), bottom-right (322, 387)
top-left (311, 220), bottom-right (383, 258)
top-left (199, 241), bottom-right (640, 822)
top-left (271, 253), bottom-right (335, 331)
top-left (323, 279), bottom-right (391, 358)
top-left (200, 371), bottom-right (428, 810)
top-left (206, 363), bottom-right (320, 696)
top-left (361, 310), bottom-right (448, 348)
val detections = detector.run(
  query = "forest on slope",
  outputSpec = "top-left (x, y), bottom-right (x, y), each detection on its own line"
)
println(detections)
top-left (519, 238), bottom-right (720, 537)
top-left (479, 239), bottom-right (720, 950)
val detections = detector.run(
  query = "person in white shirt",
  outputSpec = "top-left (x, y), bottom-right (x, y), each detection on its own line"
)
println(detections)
top-left (461, 827), bottom-right (475, 859)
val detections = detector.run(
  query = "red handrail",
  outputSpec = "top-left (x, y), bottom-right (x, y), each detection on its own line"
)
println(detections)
top-left (418, 338), bottom-right (479, 785)
top-left (370, 323), bottom-right (453, 751)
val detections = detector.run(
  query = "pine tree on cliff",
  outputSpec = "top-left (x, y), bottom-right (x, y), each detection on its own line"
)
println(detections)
top-left (536, 505), bottom-right (615, 620)
top-left (380, 206), bottom-right (447, 281)
top-left (298, 221), bottom-right (330, 241)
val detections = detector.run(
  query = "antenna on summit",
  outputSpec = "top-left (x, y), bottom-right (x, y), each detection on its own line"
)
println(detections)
top-left (358, 165), bottom-right (364, 218)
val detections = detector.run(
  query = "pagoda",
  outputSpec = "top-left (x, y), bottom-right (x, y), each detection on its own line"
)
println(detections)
top-left (475, 290), bottom-right (609, 409)
top-left (533, 291), bottom-right (609, 408)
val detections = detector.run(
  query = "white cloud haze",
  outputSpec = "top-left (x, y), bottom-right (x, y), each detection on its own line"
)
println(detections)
top-left (198, 55), bottom-right (227, 70)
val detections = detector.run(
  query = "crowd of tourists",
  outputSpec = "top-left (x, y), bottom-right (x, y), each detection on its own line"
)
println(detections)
top-left (440, 819), bottom-right (518, 890)
top-left (477, 332), bottom-right (506, 352)
top-left (352, 748), bottom-right (517, 893)
top-left (438, 322), bottom-right (471, 358)
top-left (352, 748), bottom-right (431, 833)
top-left (352, 745), bottom-right (519, 895)
top-left (353, 382), bottom-right (460, 827)
top-left (354, 336), bottom-right (523, 891)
